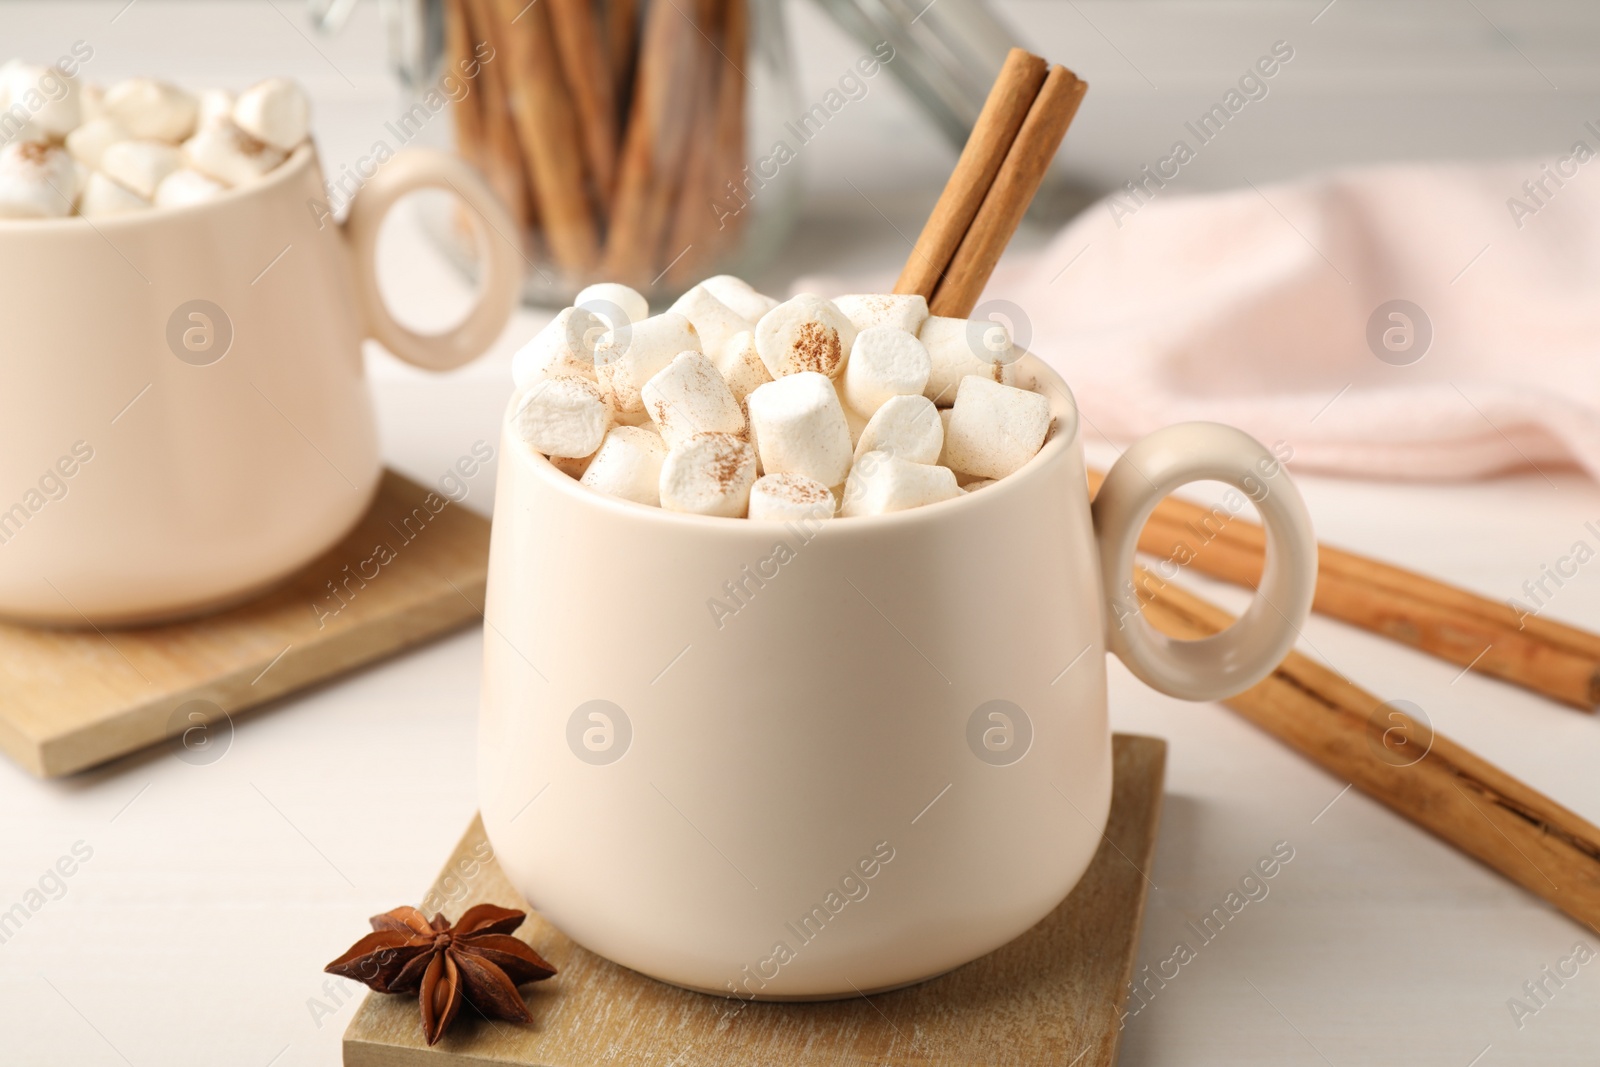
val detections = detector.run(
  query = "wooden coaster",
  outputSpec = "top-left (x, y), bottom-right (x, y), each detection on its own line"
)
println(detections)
top-left (0, 470), bottom-right (489, 778)
top-left (343, 733), bottom-right (1167, 1067)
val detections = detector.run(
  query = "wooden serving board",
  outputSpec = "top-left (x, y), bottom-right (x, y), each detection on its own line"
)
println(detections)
top-left (0, 470), bottom-right (489, 778)
top-left (343, 733), bottom-right (1168, 1067)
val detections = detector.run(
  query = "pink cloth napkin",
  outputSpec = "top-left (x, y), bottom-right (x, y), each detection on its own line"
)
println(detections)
top-left (811, 160), bottom-right (1600, 481)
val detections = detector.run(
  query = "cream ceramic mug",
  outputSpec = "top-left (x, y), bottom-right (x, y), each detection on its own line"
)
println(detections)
top-left (0, 145), bottom-right (520, 625)
top-left (479, 354), bottom-right (1316, 998)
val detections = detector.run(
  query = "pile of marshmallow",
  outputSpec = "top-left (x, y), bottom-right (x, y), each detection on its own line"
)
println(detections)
top-left (510, 275), bottom-right (1053, 521)
top-left (0, 61), bottom-right (309, 219)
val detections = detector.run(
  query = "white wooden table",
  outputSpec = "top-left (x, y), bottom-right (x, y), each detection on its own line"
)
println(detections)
top-left (2, 2), bottom-right (1598, 1064)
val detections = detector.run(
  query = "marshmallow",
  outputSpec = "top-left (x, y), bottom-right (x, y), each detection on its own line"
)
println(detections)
top-left (833, 293), bottom-right (928, 335)
top-left (962, 479), bottom-right (997, 492)
top-left (668, 284), bottom-right (751, 355)
top-left (840, 387), bottom-right (868, 448)
top-left (232, 78), bottom-right (310, 151)
top-left (79, 170), bottom-right (150, 217)
top-left (79, 82), bottom-right (104, 122)
top-left (754, 293), bottom-right (856, 380)
top-left (841, 452), bottom-right (961, 517)
top-left (700, 274), bottom-right (778, 323)
top-left (182, 118), bottom-right (286, 187)
top-left (575, 281), bottom-right (648, 332)
top-left (65, 115), bottom-right (130, 169)
top-left (2, 121), bottom-right (50, 146)
top-left (513, 375), bottom-right (614, 459)
top-left (197, 88), bottom-right (234, 127)
top-left (659, 432), bottom-right (757, 517)
top-left (103, 78), bottom-right (199, 143)
top-left (0, 141), bottom-right (76, 218)
top-left (2, 63), bottom-right (81, 137)
top-left (614, 406), bottom-right (654, 428)
top-left (594, 311), bottom-right (699, 415)
top-left (641, 351), bottom-right (746, 449)
top-left (512, 306), bottom-right (603, 388)
top-left (154, 167), bottom-right (228, 208)
top-left (745, 372), bottom-right (854, 488)
top-left (748, 472), bottom-right (834, 523)
top-left (580, 426), bottom-right (669, 506)
top-left (919, 315), bottom-right (1017, 405)
top-left (842, 326), bottom-right (931, 417)
top-left (711, 329), bottom-right (773, 403)
top-left (99, 139), bottom-right (183, 200)
top-left (942, 375), bottom-right (1052, 479)
top-left (853, 394), bottom-right (943, 465)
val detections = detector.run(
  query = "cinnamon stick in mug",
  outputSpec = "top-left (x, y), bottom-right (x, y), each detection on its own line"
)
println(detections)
top-left (895, 48), bottom-right (1047, 302)
top-left (929, 64), bottom-right (1086, 317)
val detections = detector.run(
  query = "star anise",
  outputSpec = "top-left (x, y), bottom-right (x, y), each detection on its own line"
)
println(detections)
top-left (325, 904), bottom-right (556, 1045)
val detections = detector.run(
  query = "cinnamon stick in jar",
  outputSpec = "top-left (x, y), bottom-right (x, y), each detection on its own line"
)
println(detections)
top-left (456, 0), bottom-right (537, 235)
top-left (606, 0), bottom-right (704, 287)
top-left (445, 0), bottom-right (487, 175)
top-left (548, 0), bottom-right (619, 201)
top-left (489, 0), bottom-right (600, 274)
top-left (664, 0), bottom-right (746, 288)
top-left (663, 55), bottom-right (719, 288)
top-left (605, 0), bottom-right (640, 121)
top-left (707, 0), bottom-right (749, 260)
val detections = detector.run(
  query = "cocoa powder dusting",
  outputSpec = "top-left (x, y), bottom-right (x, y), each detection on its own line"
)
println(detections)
top-left (769, 472), bottom-right (829, 504)
top-left (793, 322), bottom-right (840, 374)
top-left (237, 127), bottom-right (276, 160)
top-left (701, 434), bottom-right (749, 492)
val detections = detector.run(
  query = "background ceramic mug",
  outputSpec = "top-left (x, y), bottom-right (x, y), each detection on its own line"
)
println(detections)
top-left (0, 144), bottom-right (520, 625)
top-left (479, 355), bottom-right (1317, 999)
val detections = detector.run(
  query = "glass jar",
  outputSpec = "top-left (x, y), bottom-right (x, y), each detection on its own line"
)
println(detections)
top-left (311, 0), bottom-right (1074, 303)
top-left (318, 0), bottom-right (804, 305)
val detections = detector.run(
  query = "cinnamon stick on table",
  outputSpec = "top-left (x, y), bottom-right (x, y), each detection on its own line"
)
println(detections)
top-left (1089, 468), bottom-right (1600, 711)
top-left (928, 64), bottom-right (1086, 317)
top-left (902, 52), bottom-right (1600, 930)
top-left (1137, 567), bottom-right (1600, 931)
top-left (894, 48), bottom-right (1047, 302)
